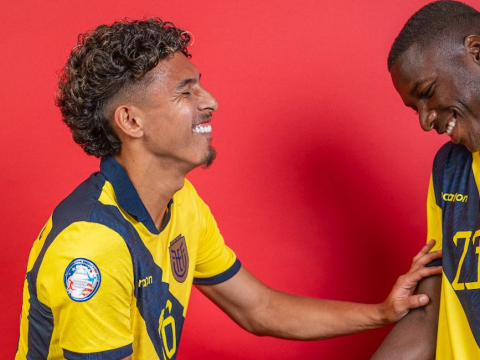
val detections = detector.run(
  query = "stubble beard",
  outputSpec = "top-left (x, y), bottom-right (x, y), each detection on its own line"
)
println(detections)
top-left (202, 145), bottom-right (217, 168)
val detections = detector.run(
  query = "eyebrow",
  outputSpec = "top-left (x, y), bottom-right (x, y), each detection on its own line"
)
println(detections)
top-left (175, 73), bottom-right (202, 90)
top-left (410, 77), bottom-right (434, 97)
top-left (410, 81), bottom-right (423, 97)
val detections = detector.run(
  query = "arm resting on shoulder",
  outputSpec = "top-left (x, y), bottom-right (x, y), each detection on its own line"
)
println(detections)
top-left (196, 243), bottom-right (441, 340)
top-left (371, 274), bottom-right (441, 360)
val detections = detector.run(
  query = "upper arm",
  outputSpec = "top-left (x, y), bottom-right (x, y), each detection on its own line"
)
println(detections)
top-left (39, 222), bottom-right (134, 359)
top-left (371, 274), bottom-right (441, 360)
top-left (371, 172), bottom-right (443, 359)
top-left (189, 184), bottom-right (240, 284)
top-left (196, 265), bottom-right (272, 333)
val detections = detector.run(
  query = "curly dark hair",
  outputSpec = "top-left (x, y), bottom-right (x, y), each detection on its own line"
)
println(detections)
top-left (388, 0), bottom-right (480, 70)
top-left (56, 18), bottom-right (192, 157)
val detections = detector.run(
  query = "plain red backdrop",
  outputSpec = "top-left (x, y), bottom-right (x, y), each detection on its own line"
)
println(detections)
top-left (1, 0), bottom-right (454, 359)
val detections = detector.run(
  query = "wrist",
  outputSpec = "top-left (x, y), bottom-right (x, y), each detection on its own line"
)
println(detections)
top-left (374, 302), bottom-right (391, 327)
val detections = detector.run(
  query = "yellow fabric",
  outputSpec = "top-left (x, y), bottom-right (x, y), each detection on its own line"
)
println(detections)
top-left (428, 148), bottom-right (480, 359)
top-left (427, 176), bottom-right (443, 252)
top-left (39, 222), bottom-right (134, 354)
top-left (437, 274), bottom-right (480, 359)
top-left (16, 165), bottom-right (238, 360)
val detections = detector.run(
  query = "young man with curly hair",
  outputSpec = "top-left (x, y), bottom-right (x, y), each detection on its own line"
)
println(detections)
top-left (15, 19), bottom-right (441, 360)
top-left (372, 1), bottom-right (480, 359)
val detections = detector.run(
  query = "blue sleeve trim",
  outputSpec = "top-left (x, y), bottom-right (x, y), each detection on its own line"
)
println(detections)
top-left (193, 259), bottom-right (242, 285)
top-left (63, 344), bottom-right (133, 360)
top-left (426, 258), bottom-right (442, 267)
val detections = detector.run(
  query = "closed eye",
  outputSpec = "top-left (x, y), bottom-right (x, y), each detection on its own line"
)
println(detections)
top-left (420, 84), bottom-right (434, 99)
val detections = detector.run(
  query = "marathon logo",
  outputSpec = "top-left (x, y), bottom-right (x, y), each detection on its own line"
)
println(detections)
top-left (442, 192), bottom-right (468, 202)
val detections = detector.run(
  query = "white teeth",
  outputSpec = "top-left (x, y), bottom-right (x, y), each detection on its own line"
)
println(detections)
top-left (446, 117), bottom-right (457, 136)
top-left (192, 124), bottom-right (212, 134)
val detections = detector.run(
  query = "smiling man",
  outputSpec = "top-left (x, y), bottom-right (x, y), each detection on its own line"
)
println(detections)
top-left (15, 19), bottom-right (442, 360)
top-left (372, 1), bottom-right (480, 359)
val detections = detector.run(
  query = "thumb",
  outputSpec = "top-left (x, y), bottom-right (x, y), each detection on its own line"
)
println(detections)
top-left (405, 294), bottom-right (430, 310)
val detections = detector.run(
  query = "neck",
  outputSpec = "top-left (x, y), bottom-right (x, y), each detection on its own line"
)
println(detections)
top-left (113, 153), bottom-right (187, 230)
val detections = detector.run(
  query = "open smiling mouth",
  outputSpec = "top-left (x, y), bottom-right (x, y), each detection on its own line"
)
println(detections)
top-left (446, 116), bottom-right (456, 137)
top-left (192, 123), bottom-right (212, 134)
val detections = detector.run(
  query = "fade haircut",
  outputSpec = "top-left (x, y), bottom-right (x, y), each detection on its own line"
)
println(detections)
top-left (388, 1), bottom-right (480, 70)
top-left (56, 18), bottom-right (192, 158)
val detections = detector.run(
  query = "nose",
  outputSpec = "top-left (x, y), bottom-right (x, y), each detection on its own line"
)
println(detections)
top-left (419, 106), bottom-right (437, 132)
top-left (197, 87), bottom-right (219, 112)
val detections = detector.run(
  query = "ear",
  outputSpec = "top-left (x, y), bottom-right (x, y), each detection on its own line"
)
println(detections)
top-left (113, 105), bottom-right (144, 139)
top-left (465, 35), bottom-right (480, 63)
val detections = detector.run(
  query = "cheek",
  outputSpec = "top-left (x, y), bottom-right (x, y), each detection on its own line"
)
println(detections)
top-left (450, 66), bottom-right (480, 103)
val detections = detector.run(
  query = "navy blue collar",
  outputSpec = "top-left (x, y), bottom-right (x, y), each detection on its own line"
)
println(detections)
top-left (100, 157), bottom-right (172, 234)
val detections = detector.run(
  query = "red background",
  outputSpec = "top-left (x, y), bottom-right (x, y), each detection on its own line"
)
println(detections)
top-left (1, 0), bottom-right (453, 359)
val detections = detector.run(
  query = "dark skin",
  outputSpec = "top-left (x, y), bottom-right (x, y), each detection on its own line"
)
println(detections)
top-left (373, 34), bottom-right (480, 359)
top-left (390, 37), bottom-right (480, 152)
top-left (371, 276), bottom-right (441, 359)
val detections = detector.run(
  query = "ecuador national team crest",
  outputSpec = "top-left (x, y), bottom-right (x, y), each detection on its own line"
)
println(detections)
top-left (64, 258), bottom-right (101, 302)
top-left (170, 235), bottom-right (189, 283)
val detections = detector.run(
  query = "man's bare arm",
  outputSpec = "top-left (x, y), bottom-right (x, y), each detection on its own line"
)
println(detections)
top-left (196, 242), bottom-right (442, 340)
top-left (371, 274), bottom-right (441, 359)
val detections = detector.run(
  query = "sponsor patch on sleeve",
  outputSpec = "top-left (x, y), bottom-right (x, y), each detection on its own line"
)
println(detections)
top-left (64, 258), bottom-right (101, 302)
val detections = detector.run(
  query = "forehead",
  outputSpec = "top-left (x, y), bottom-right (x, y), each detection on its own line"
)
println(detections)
top-left (391, 45), bottom-right (434, 86)
top-left (147, 51), bottom-right (199, 90)
top-left (390, 44), bottom-right (450, 100)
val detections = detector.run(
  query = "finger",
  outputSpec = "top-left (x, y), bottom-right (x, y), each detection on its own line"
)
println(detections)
top-left (408, 250), bottom-right (443, 273)
top-left (394, 266), bottom-right (442, 294)
top-left (389, 295), bottom-right (430, 322)
top-left (411, 250), bottom-right (442, 270)
top-left (406, 294), bottom-right (430, 309)
top-left (401, 266), bottom-right (442, 286)
top-left (412, 239), bottom-right (437, 263)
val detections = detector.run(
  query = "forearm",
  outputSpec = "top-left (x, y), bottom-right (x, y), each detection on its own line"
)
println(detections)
top-left (248, 290), bottom-right (388, 340)
top-left (198, 266), bottom-right (426, 341)
top-left (199, 245), bottom-right (441, 342)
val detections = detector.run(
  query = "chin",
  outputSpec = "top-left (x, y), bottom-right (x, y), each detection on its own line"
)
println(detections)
top-left (201, 146), bottom-right (217, 169)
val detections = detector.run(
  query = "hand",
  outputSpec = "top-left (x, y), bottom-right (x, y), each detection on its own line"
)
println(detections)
top-left (378, 240), bottom-right (442, 325)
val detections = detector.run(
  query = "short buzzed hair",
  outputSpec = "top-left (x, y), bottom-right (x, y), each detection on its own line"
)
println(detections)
top-left (388, 0), bottom-right (480, 70)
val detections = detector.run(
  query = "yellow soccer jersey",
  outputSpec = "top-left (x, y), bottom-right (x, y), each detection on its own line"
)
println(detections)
top-left (16, 157), bottom-right (240, 360)
top-left (427, 142), bottom-right (480, 359)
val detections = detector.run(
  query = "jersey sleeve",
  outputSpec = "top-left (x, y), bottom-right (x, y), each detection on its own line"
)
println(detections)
top-left (426, 174), bottom-right (443, 265)
top-left (37, 221), bottom-right (134, 359)
top-left (188, 184), bottom-right (241, 285)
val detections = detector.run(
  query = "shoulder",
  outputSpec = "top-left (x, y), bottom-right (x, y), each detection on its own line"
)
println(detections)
top-left (432, 142), bottom-right (471, 178)
top-left (52, 171), bottom-right (138, 238)
top-left (433, 142), bottom-right (470, 169)
top-left (52, 172), bottom-right (107, 230)
top-left (44, 172), bottom-right (134, 259)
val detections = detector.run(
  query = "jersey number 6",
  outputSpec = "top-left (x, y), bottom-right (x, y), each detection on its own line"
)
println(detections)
top-left (158, 300), bottom-right (177, 359)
